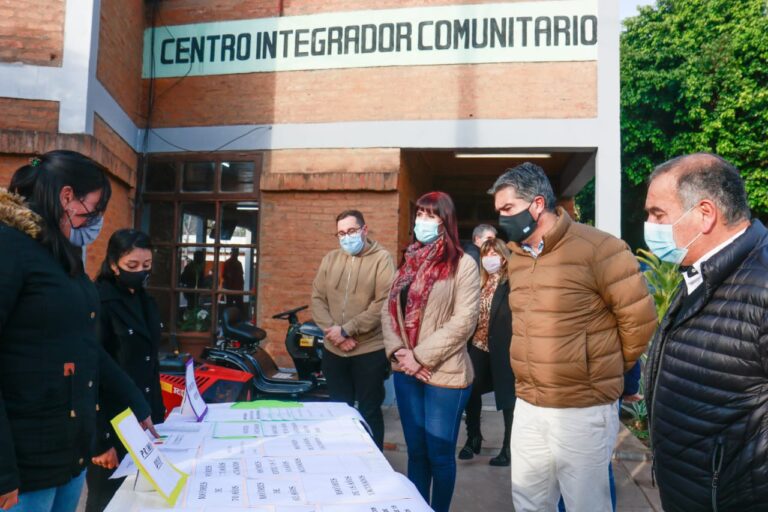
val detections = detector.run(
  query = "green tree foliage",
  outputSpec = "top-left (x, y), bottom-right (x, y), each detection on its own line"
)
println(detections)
top-left (621, 0), bottom-right (768, 227)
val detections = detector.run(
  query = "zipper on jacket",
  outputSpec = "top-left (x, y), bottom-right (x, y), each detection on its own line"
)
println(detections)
top-left (649, 329), bottom-right (673, 451)
top-left (341, 256), bottom-right (355, 325)
top-left (711, 436), bottom-right (725, 512)
top-left (340, 255), bottom-right (356, 357)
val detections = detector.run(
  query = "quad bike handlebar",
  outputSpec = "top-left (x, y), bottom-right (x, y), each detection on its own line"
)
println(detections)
top-left (271, 305), bottom-right (308, 322)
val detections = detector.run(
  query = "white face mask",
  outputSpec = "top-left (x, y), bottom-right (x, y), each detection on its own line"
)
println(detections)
top-left (481, 255), bottom-right (502, 274)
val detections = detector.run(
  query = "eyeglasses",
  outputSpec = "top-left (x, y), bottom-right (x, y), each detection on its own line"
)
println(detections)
top-left (335, 227), bottom-right (363, 239)
top-left (76, 198), bottom-right (103, 226)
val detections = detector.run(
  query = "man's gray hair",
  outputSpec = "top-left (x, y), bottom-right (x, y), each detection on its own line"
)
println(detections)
top-left (472, 224), bottom-right (497, 241)
top-left (487, 162), bottom-right (557, 211)
top-left (650, 153), bottom-right (750, 225)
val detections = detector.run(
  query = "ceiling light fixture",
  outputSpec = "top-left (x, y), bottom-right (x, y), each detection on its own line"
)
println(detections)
top-left (453, 152), bottom-right (552, 159)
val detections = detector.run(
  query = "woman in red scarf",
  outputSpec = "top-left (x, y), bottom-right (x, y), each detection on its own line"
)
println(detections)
top-left (382, 192), bottom-right (480, 512)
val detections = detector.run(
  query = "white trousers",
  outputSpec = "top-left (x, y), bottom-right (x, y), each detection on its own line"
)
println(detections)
top-left (510, 398), bottom-right (619, 512)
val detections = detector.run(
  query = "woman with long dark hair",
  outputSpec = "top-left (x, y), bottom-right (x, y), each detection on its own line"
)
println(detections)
top-left (0, 151), bottom-right (154, 512)
top-left (85, 229), bottom-right (165, 511)
top-left (382, 191), bottom-right (480, 512)
top-left (458, 238), bottom-right (516, 466)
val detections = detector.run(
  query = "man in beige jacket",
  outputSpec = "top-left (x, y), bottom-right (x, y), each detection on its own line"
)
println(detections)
top-left (311, 210), bottom-right (395, 449)
top-left (490, 163), bottom-right (657, 512)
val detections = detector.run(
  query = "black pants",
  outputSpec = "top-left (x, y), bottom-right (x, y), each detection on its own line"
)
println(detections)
top-left (465, 344), bottom-right (494, 438)
top-left (464, 344), bottom-right (515, 447)
top-left (322, 348), bottom-right (389, 449)
top-left (85, 462), bottom-right (125, 512)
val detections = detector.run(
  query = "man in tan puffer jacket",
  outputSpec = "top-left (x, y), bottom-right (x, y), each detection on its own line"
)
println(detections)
top-left (489, 163), bottom-right (657, 512)
top-left (311, 210), bottom-right (395, 449)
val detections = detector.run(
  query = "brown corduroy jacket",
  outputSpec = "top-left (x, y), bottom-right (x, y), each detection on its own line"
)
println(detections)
top-left (507, 208), bottom-right (657, 408)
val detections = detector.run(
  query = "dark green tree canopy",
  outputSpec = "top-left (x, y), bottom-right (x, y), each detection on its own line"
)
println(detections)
top-left (621, 0), bottom-right (768, 217)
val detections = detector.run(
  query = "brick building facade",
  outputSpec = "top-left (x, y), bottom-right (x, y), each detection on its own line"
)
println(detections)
top-left (0, 0), bottom-right (619, 365)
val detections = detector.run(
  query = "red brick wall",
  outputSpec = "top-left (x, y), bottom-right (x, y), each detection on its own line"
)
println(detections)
top-left (282, 0), bottom-right (541, 16)
top-left (397, 151), bottom-right (435, 260)
top-left (145, 62), bottom-right (597, 127)
top-left (0, 154), bottom-right (28, 188)
top-left (93, 115), bottom-right (139, 185)
top-left (89, 115), bottom-right (140, 277)
top-left (98, 0), bottom-right (146, 126)
top-left (0, 98), bottom-right (59, 132)
top-left (258, 190), bottom-right (399, 366)
top-left (155, 0), bottom-right (543, 25)
top-left (0, 0), bottom-right (64, 66)
top-left (85, 177), bottom-right (133, 277)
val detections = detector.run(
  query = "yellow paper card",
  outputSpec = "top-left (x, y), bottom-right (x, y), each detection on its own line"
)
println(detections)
top-left (111, 408), bottom-right (188, 506)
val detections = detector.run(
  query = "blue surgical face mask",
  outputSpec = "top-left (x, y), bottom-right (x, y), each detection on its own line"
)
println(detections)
top-left (69, 216), bottom-right (104, 247)
top-left (414, 219), bottom-right (441, 244)
top-left (644, 207), bottom-right (701, 264)
top-left (340, 233), bottom-right (365, 255)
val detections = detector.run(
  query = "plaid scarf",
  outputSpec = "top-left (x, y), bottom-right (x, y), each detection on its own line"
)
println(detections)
top-left (388, 237), bottom-right (451, 347)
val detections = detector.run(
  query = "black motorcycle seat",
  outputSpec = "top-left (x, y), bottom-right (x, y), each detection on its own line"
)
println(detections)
top-left (202, 347), bottom-right (314, 397)
top-left (222, 307), bottom-right (266, 344)
top-left (158, 354), bottom-right (187, 375)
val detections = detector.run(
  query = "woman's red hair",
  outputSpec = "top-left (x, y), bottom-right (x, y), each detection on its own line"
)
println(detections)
top-left (415, 191), bottom-right (463, 274)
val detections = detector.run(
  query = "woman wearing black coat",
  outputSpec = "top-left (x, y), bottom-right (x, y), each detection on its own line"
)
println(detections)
top-left (85, 229), bottom-right (166, 512)
top-left (459, 238), bottom-right (516, 466)
top-left (0, 151), bottom-right (155, 512)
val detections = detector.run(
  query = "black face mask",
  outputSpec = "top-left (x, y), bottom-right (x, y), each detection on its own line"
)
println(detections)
top-left (116, 268), bottom-right (150, 290)
top-left (499, 202), bottom-right (537, 243)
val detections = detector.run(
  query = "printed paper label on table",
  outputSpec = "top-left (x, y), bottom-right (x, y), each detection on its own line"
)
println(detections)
top-left (180, 358), bottom-right (208, 421)
top-left (302, 472), bottom-right (421, 504)
top-left (320, 499), bottom-right (433, 512)
top-left (246, 453), bottom-right (392, 477)
top-left (110, 408), bottom-right (188, 505)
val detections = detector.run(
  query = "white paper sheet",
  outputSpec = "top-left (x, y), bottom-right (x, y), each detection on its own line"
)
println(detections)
top-left (245, 477), bottom-right (306, 505)
top-left (184, 477), bottom-right (247, 508)
top-left (155, 431), bottom-right (207, 452)
top-left (260, 419), bottom-right (364, 437)
top-left (194, 458), bottom-right (245, 479)
top-left (214, 421), bottom-right (265, 438)
top-left (141, 508), bottom-right (269, 512)
top-left (301, 472), bottom-right (421, 504)
top-left (245, 453), bottom-right (392, 477)
top-left (320, 499), bottom-right (434, 512)
top-left (203, 403), bottom-right (363, 423)
top-left (260, 432), bottom-right (376, 457)
top-left (199, 438), bottom-right (265, 459)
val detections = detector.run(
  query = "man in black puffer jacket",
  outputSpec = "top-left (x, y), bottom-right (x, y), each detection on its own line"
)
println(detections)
top-left (644, 153), bottom-right (768, 512)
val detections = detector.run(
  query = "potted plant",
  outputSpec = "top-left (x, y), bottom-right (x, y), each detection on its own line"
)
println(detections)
top-left (176, 306), bottom-right (212, 360)
top-left (621, 249), bottom-right (683, 443)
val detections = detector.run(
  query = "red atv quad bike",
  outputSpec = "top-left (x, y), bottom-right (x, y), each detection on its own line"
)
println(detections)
top-left (158, 355), bottom-right (252, 418)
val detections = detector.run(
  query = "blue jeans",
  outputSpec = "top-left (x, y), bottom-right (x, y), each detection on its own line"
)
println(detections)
top-left (15, 471), bottom-right (86, 512)
top-left (394, 372), bottom-right (471, 512)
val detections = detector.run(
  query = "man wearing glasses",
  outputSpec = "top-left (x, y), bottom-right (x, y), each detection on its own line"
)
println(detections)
top-left (311, 210), bottom-right (395, 449)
